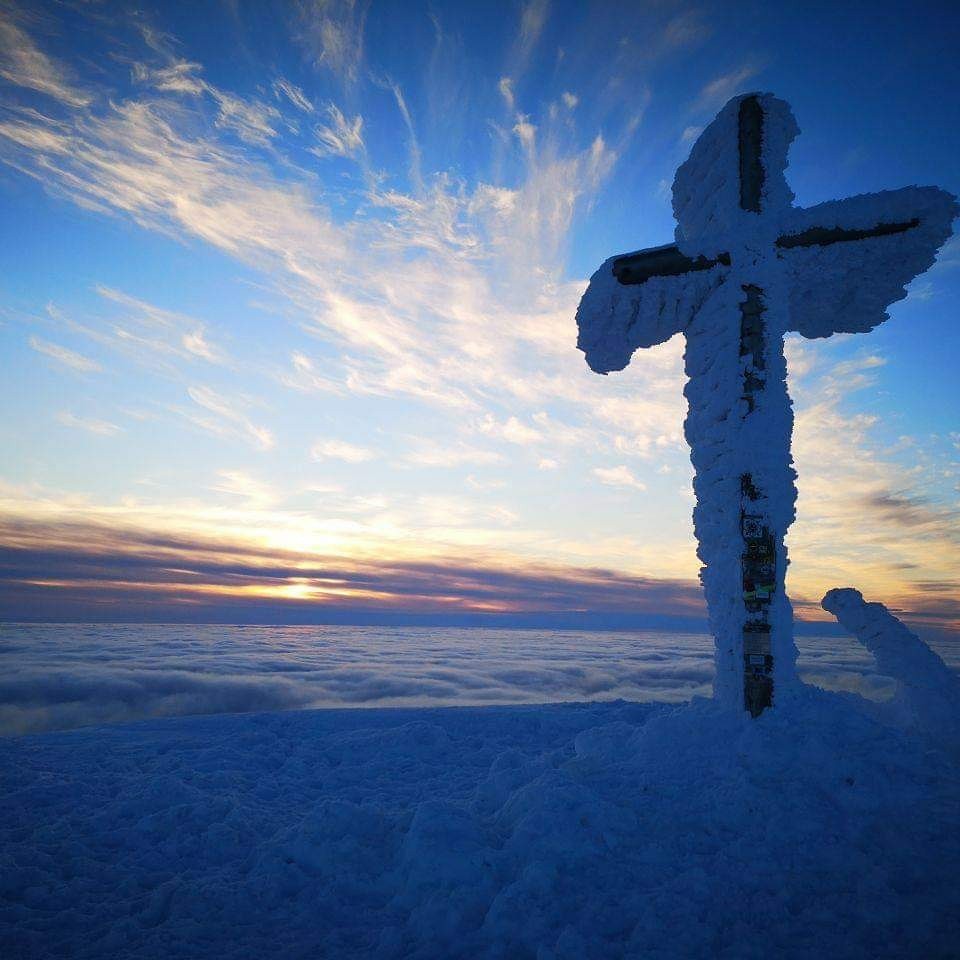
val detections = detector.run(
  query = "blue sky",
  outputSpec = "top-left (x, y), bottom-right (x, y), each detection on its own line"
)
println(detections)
top-left (0, 0), bottom-right (957, 629)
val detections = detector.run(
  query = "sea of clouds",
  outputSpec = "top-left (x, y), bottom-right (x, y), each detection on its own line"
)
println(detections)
top-left (2, 623), bottom-right (957, 736)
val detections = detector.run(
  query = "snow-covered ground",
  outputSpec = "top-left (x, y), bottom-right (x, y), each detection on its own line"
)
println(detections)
top-left (3, 684), bottom-right (959, 958)
top-left (4, 604), bottom-right (959, 958)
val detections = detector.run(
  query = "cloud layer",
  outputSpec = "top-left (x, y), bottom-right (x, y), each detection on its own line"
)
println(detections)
top-left (6, 620), bottom-right (956, 736)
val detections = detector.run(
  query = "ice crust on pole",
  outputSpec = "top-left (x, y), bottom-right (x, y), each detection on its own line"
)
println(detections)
top-left (675, 95), bottom-right (801, 710)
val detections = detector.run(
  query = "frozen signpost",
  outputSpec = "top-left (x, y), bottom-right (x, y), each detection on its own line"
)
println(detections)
top-left (576, 93), bottom-right (956, 716)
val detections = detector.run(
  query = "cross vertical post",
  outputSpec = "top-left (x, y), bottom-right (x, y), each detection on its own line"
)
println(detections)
top-left (735, 99), bottom-right (776, 716)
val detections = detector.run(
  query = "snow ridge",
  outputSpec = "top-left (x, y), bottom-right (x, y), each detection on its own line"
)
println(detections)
top-left (822, 588), bottom-right (960, 741)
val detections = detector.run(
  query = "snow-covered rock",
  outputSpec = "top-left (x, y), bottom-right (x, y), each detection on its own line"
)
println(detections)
top-left (822, 588), bottom-right (960, 741)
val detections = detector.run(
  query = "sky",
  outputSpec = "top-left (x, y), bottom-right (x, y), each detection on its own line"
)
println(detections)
top-left (0, 0), bottom-right (957, 631)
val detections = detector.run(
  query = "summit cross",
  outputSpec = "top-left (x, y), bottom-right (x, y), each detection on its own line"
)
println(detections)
top-left (575, 93), bottom-right (956, 716)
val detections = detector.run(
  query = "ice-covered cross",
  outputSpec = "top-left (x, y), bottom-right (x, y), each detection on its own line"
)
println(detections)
top-left (576, 93), bottom-right (956, 717)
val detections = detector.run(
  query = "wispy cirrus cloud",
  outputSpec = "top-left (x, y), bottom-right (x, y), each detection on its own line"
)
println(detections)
top-left (311, 438), bottom-right (375, 462)
top-left (61, 287), bottom-right (229, 371)
top-left (694, 63), bottom-right (760, 111)
top-left (401, 438), bottom-right (502, 469)
top-left (209, 470), bottom-right (277, 508)
top-left (495, 0), bottom-right (553, 125)
top-left (28, 336), bottom-right (101, 373)
top-left (498, 76), bottom-right (515, 112)
top-left (272, 78), bottom-right (314, 113)
top-left (0, 13), bottom-right (91, 107)
top-left (180, 329), bottom-right (220, 362)
top-left (207, 87), bottom-right (281, 146)
top-left (511, 0), bottom-right (550, 74)
top-left (383, 78), bottom-right (424, 193)
top-left (0, 9), bottom-right (955, 634)
top-left (183, 386), bottom-right (274, 451)
top-left (0, 24), bottom-right (626, 442)
top-left (294, 0), bottom-right (368, 83)
top-left (56, 411), bottom-right (122, 436)
top-left (130, 57), bottom-right (205, 96)
top-left (593, 465), bottom-right (647, 491)
top-left (311, 103), bottom-right (364, 158)
top-left (658, 9), bottom-right (712, 54)
top-left (130, 34), bottom-right (281, 146)
top-left (279, 352), bottom-right (344, 394)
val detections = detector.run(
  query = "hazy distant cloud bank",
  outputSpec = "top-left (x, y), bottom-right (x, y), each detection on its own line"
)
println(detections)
top-left (0, 515), bottom-right (709, 624)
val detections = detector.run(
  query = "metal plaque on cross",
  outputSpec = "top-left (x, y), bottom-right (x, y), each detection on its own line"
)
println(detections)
top-left (575, 92), bottom-right (957, 717)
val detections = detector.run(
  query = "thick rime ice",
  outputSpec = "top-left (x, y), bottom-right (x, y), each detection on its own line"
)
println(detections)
top-left (574, 265), bottom-right (722, 375)
top-left (672, 95), bottom-right (798, 261)
top-left (784, 187), bottom-right (959, 338)
top-left (576, 92), bottom-right (957, 714)
top-left (822, 589), bottom-right (960, 741)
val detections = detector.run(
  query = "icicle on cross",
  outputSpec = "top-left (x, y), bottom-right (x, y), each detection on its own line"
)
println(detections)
top-left (576, 93), bottom-right (957, 716)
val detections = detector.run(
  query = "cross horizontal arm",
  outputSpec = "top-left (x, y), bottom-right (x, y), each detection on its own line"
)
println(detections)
top-left (576, 250), bottom-right (726, 373)
top-left (776, 218), bottom-right (920, 250)
top-left (782, 186), bottom-right (957, 339)
top-left (613, 244), bottom-right (731, 285)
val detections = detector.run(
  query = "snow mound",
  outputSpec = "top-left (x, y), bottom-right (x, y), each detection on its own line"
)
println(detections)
top-left (3, 667), bottom-right (960, 958)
